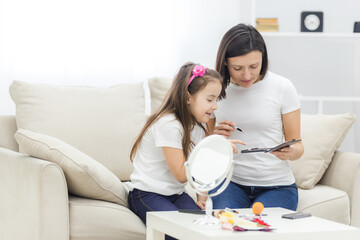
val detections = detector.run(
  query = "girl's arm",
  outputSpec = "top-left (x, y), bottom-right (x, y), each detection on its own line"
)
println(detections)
top-left (196, 193), bottom-right (207, 210)
top-left (272, 109), bottom-right (304, 161)
top-left (162, 147), bottom-right (187, 183)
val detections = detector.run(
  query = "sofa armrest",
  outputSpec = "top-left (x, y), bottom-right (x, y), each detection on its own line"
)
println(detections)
top-left (0, 115), bottom-right (18, 152)
top-left (0, 147), bottom-right (69, 240)
top-left (320, 151), bottom-right (360, 227)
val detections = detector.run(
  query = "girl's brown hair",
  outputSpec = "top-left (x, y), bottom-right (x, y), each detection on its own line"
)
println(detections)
top-left (130, 62), bottom-right (222, 162)
top-left (216, 23), bottom-right (269, 98)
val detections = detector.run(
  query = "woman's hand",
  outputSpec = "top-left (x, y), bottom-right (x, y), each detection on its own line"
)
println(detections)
top-left (228, 139), bottom-right (246, 154)
top-left (196, 193), bottom-right (207, 210)
top-left (213, 120), bottom-right (236, 138)
top-left (271, 146), bottom-right (292, 160)
top-left (271, 143), bottom-right (302, 161)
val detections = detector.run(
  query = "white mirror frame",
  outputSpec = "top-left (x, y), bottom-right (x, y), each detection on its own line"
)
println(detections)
top-left (184, 134), bottom-right (234, 226)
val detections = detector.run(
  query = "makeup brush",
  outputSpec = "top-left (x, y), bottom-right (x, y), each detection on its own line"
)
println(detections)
top-left (233, 125), bottom-right (243, 132)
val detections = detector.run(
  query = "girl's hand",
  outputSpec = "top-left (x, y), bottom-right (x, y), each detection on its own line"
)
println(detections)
top-left (229, 139), bottom-right (246, 154)
top-left (196, 200), bottom-right (206, 210)
top-left (213, 120), bottom-right (236, 138)
top-left (196, 193), bottom-right (207, 210)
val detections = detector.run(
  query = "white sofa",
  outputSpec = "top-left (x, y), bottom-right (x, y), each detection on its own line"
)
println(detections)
top-left (0, 79), bottom-right (359, 240)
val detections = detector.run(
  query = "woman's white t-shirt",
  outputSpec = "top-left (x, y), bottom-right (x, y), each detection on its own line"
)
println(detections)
top-left (214, 71), bottom-right (300, 186)
top-left (127, 113), bottom-right (205, 195)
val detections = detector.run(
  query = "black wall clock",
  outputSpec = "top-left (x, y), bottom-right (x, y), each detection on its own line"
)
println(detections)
top-left (301, 11), bottom-right (323, 32)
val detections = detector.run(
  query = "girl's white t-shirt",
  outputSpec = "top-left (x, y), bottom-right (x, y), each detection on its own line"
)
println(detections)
top-left (127, 113), bottom-right (205, 195)
top-left (214, 71), bottom-right (300, 186)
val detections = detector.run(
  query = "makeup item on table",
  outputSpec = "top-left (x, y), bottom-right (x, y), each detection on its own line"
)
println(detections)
top-left (178, 209), bottom-right (218, 216)
top-left (225, 208), bottom-right (245, 217)
top-left (282, 212), bottom-right (312, 219)
top-left (178, 209), bottom-right (205, 214)
top-left (225, 207), bottom-right (268, 217)
top-left (252, 202), bottom-right (264, 215)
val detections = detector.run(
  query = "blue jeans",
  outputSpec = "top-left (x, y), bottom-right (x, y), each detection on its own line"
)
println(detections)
top-left (211, 181), bottom-right (298, 211)
top-left (128, 188), bottom-right (199, 240)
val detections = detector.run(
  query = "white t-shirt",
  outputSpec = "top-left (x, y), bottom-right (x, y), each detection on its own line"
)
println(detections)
top-left (127, 113), bottom-right (205, 195)
top-left (214, 71), bottom-right (300, 186)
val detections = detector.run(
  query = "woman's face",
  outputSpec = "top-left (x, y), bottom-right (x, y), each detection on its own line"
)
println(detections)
top-left (226, 50), bottom-right (262, 88)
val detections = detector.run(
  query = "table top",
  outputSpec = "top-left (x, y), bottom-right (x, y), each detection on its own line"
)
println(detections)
top-left (146, 207), bottom-right (360, 240)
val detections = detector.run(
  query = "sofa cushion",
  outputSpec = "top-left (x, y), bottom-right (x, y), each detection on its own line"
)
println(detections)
top-left (14, 128), bottom-right (128, 206)
top-left (290, 113), bottom-right (356, 189)
top-left (69, 196), bottom-right (146, 240)
top-left (148, 77), bottom-right (172, 113)
top-left (297, 185), bottom-right (350, 225)
top-left (10, 80), bottom-right (147, 181)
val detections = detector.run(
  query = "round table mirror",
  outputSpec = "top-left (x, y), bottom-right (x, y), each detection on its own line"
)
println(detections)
top-left (184, 134), bottom-right (234, 226)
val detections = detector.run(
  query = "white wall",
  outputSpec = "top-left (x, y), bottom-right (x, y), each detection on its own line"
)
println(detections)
top-left (256, 0), bottom-right (360, 153)
top-left (255, 0), bottom-right (360, 33)
top-left (0, 0), bottom-right (254, 115)
top-left (263, 33), bottom-right (360, 153)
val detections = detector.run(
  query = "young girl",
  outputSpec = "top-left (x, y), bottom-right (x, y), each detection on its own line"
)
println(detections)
top-left (127, 62), bottom-right (243, 227)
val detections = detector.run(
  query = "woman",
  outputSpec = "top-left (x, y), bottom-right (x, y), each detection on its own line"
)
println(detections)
top-left (209, 24), bottom-right (304, 211)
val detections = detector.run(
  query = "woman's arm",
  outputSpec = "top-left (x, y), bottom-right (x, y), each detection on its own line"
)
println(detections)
top-left (208, 119), bottom-right (246, 151)
top-left (162, 147), bottom-right (187, 183)
top-left (272, 109), bottom-right (304, 161)
top-left (208, 118), bottom-right (235, 137)
top-left (206, 118), bottom-right (216, 134)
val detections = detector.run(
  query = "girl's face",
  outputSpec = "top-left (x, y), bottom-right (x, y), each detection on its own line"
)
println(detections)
top-left (188, 81), bottom-right (221, 123)
top-left (227, 50), bottom-right (262, 88)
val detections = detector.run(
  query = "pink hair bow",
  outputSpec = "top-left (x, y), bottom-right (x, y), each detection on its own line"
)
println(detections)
top-left (188, 65), bottom-right (208, 86)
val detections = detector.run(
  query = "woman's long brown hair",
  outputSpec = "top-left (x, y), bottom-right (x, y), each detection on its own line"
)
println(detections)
top-left (130, 62), bottom-right (222, 162)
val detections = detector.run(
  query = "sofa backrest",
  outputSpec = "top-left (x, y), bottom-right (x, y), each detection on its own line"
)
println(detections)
top-left (148, 77), bottom-right (173, 113)
top-left (5, 79), bottom-right (357, 187)
top-left (0, 115), bottom-right (18, 152)
top-left (9, 80), bottom-right (147, 181)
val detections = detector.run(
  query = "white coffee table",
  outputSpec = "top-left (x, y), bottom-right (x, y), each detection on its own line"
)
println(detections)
top-left (146, 207), bottom-right (360, 240)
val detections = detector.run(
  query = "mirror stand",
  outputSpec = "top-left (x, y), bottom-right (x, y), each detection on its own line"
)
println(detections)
top-left (193, 197), bottom-right (219, 226)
